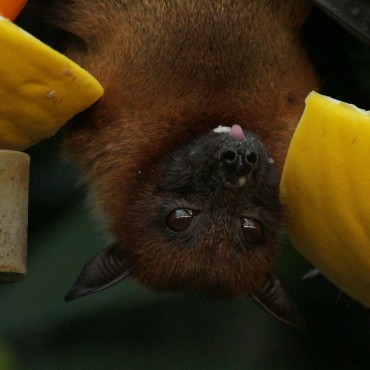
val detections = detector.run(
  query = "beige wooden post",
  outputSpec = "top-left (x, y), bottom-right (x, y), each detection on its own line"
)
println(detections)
top-left (0, 150), bottom-right (29, 282)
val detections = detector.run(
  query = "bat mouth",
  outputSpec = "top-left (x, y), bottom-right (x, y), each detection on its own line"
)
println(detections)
top-left (213, 124), bottom-right (245, 141)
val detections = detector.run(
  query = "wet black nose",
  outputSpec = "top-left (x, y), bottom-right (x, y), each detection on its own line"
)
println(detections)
top-left (218, 147), bottom-right (258, 188)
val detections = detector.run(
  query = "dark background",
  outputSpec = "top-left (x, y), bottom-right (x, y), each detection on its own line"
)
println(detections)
top-left (0, 5), bottom-right (369, 370)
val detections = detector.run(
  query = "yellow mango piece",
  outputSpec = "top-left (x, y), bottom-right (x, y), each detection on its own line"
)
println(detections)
top-left (280, 91), bottom-right (370, 307)
top-left (0, 16), bottom-right (104, 150)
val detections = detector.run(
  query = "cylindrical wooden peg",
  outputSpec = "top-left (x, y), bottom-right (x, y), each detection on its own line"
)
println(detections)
top-left (0, 150), bottom-right (29, 282)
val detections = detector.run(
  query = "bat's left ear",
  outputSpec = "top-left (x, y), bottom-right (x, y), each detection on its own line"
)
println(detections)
top-left (310, 0), bottom-right (370, 44)
top-left (65, 243), bottom-right (134, 302)
top-left (250, 274), bottom-right (305, 330)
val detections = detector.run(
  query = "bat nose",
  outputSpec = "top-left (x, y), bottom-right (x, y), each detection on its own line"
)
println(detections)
top-left (218, 146), bottom-right (258, 189)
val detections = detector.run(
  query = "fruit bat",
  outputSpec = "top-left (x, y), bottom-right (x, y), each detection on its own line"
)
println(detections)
top-left (22, 0), bottom-right (369, 329)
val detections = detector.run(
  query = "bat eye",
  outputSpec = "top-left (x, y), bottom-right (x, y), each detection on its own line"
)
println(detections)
top-left (167, 209), bottom-right (197, 232)
top-left (240, 217), bottom-right (263, 244)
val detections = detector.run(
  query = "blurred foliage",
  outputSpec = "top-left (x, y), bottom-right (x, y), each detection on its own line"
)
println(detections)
top-left (1, 3), bottom-right (369, 370)
top-left (0, 341), bottom-right (16, 370)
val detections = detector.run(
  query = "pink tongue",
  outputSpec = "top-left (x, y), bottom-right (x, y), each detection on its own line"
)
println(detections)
top-left (230, 124), bottom-right (245, 140)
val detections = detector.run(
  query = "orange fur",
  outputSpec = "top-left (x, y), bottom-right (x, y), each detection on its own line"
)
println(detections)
top-left (63, 1), bottom-right (317, 208)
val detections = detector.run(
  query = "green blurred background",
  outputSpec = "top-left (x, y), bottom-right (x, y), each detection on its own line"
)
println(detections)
top-left (1, 4), bottom-right (369, 370)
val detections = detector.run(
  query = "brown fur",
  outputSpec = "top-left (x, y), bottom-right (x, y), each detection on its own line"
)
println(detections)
top-left (41, 0), bottom-right (318, 297)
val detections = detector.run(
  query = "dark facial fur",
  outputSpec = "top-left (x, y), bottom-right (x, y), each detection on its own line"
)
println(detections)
top-left (27, 0), bottom-right (319, 326)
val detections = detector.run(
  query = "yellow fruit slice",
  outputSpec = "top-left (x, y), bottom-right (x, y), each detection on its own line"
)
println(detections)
top-left (0, 16), bottom-right (104, 150)
top-left (280, 91), bottom-right (370, 307)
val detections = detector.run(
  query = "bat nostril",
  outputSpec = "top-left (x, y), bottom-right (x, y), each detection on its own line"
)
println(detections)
top-left (246, 152), bottom-right (258, 165)
top-left (219, 148), bottom-right (239, 181)
top-left (219, 148), bottom-right (237, 164)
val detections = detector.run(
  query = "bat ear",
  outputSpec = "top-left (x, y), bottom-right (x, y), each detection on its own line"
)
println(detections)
top-left (250, 274), bottom-right (305, 330)
top-left (311, 0), bottom-right (370, 44)
top-left (65, 243), bottom-right (134, 302)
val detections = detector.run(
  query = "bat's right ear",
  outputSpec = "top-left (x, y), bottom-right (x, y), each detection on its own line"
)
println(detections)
top-left (250, 274), bottom-right (306, 330)
top-left (65, 243), bottom-right (134, 302)
top-left (310, 0), bottom-right (370, 44)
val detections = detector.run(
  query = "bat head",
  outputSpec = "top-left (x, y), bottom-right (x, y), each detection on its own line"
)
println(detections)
top-left (129, 125), bottom-right (281, 297)
top-left (66, 125), bottom-right (304, 329)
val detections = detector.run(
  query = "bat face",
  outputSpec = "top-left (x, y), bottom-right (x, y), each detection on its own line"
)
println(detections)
top-left (124, 126), bottom-right (281, 298)
top-left (65, 123), bottom-right (304, 328)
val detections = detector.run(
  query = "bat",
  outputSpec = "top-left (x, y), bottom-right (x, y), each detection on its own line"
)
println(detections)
top-left (21, 0), bottom-right (369, 329)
